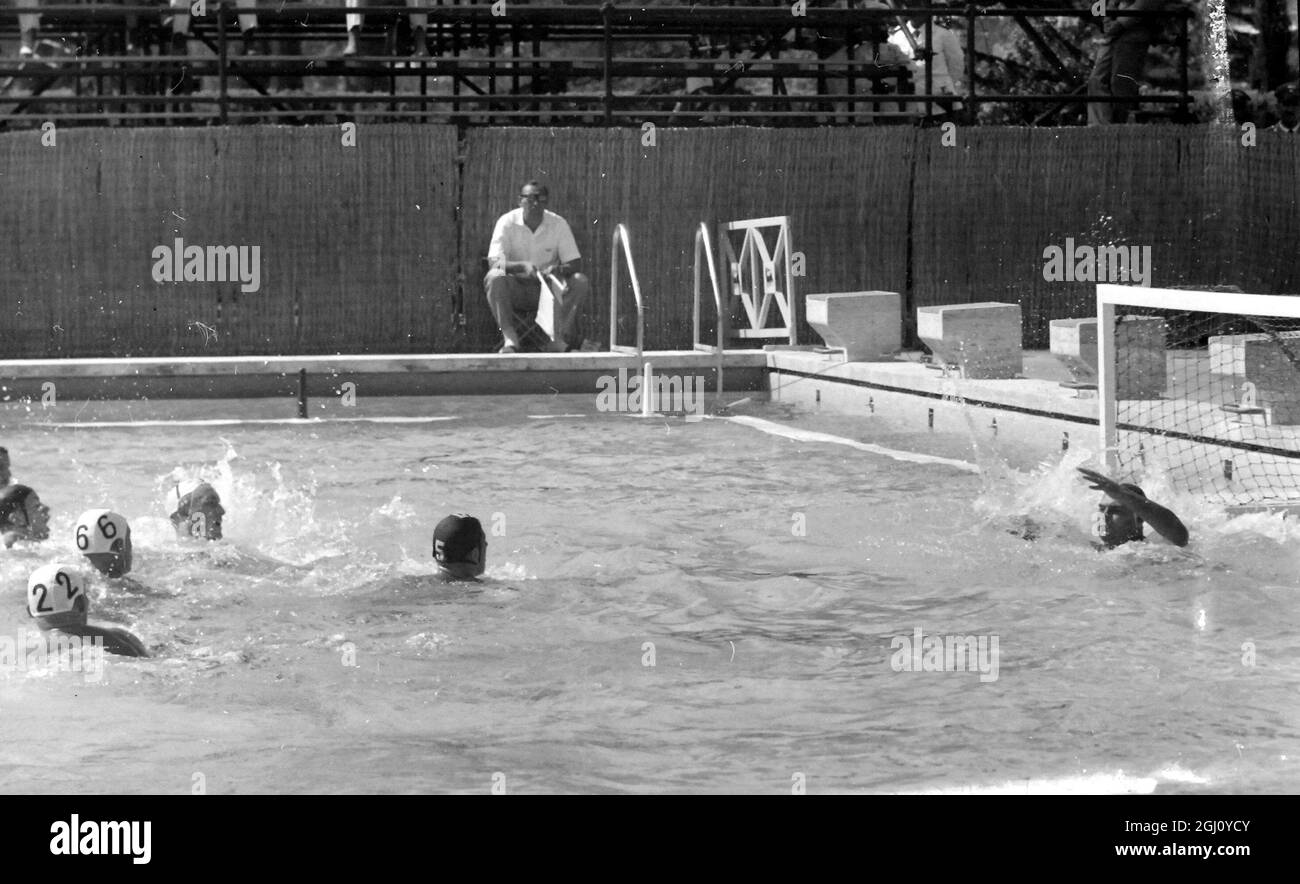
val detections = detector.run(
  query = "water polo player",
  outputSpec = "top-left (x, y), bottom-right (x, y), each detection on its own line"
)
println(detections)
top-left (27, 562), bottom-right (149, 657)
top-left (75, 509), bottom-right (133, 578)
top-left (1078, 467), bottom-right (1189, 549)
top-left (1, 484), bottom-right (50, 547)
top-left (170, 482), bottom-right (225, 541)
top-left (433, 513), bottom-right (487, 581)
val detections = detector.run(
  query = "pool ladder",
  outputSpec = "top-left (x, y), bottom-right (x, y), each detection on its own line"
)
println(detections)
top-left (609, 223), bottom-right (645, 359)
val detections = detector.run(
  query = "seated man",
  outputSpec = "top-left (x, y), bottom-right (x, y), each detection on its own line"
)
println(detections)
top-left (1077, 467), bottom-right (1189, 548)
top-left (484, 180), bottom-right (590, 354)
top-left (1, 484), bottom-right (49, 547)
top-left (27, 563), bottom-right (149, 658)
top-left (75, 509), bottom-right (133, 578)
top-left (170, 481), bottom-right (225, 541)
top-left (432, 513), bottom-right (487, 581)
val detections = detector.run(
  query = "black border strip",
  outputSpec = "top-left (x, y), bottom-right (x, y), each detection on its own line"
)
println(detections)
top-left (767, 365), bottom-right (1300, 461)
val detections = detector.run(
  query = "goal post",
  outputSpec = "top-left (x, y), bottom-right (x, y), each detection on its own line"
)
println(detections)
top-left (1097, 284), bottom-right (1300, 508)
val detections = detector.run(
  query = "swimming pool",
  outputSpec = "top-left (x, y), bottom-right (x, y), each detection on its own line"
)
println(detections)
top-left (1, 394), bottom-right (1298, 793)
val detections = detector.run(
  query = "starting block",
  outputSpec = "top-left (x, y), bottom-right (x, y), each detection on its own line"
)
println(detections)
top-left (1049, 315), bottom-right (1166, 399)
top-left (1244, 336), bottom-right (1300, 425)
top-left (917, 302), bottom-right (1022, 380)
top-left (805, 291), bottom-right (900, 362)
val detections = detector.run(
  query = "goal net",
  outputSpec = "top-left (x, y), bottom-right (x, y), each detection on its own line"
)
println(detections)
top-left (1098, 284), bottom-right (1300, 508)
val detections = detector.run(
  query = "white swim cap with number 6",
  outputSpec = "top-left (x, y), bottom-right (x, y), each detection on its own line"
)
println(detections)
top-left (27, 563), bottom-right (88, 618)
top-left (75, 509), bottom-right (129, 555)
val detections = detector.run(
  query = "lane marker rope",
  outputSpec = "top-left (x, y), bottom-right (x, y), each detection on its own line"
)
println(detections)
top-left (721, 415), bottom-right (981, 474)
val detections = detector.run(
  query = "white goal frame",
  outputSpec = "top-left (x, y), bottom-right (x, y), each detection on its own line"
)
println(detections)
top-left (1097, 284), bottom-right (1300, 472)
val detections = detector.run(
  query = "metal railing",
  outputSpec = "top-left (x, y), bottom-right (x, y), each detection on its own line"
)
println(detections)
top-left (0, 4), bottom-right (1196, 127)
top-left (609, 222), bottom-right (644, 358)
top-left (693, 221), bottom-right (726, 401)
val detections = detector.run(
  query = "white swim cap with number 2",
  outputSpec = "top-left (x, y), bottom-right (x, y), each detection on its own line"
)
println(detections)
top-left (27, 563), bottom-right (88, 618)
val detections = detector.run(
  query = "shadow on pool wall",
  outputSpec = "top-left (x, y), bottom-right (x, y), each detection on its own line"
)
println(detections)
top-left (1, 125), bottom-right (1294, 360)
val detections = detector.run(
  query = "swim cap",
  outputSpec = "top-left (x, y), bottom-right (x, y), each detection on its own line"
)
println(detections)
top-left (0, 484), bottom-right (34, 523)
top-left (75, 509), bottom-right (130, 555)
top-left (27, 563), bottom-right (88, 618)
top-left (173, 482), bottom-right (224, 517)
top-left (171, 482), bottom-right (225, 540)
top-left (433, 514), bottom-right (485, 564)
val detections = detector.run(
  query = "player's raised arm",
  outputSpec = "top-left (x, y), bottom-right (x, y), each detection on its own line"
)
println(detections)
top-left (1078, 467), bottom-right (1189, 548)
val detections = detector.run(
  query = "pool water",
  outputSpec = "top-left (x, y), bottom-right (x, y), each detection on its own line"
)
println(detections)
top-left (1, 395), bottom-right (1298, 794)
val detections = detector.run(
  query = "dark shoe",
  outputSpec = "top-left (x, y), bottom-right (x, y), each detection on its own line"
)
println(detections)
top-left (241, 27), bottom-right (259, 56)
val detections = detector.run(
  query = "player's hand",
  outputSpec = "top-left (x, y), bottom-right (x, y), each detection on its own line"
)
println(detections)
top-left (1076, 467), bottom-right (1135, 502)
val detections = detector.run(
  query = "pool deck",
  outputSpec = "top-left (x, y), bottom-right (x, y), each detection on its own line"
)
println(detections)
top-left (0, 350), bottom-right (770, 399)
top-left (767, 348), bottom-right (1107, 458)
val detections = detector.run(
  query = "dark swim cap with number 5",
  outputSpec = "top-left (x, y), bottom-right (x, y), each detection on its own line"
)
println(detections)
top-left (433, 514), bottom-right (485, 563)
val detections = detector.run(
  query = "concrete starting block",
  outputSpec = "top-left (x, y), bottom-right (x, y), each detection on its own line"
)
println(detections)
top-left (1243, 335), bottom-right (1300, 424)
top-left (1049, 315), bottom-right (1166, 399)
top-left (1049, 318), bottom-right (1098, 382)
top-left (917, 302), bottom-right (1022, 379)
top-left (1114, 316), bottom-right (1167, 399)
top-left (805, 291), bottom-right (901, 362)
top-left (1210, 330), bottom-right (1300, 377)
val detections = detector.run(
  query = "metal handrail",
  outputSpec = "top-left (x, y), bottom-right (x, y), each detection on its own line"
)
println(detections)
top-left (693, 221), bottom-right (726, 403)
top-left (609, 222), bottom-right (644, 358)
top-left (693, 222), bottom-right (724, 353)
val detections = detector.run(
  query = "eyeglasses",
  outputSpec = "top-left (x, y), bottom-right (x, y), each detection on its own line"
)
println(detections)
top-left (519, 193), bottom-right (547, 202)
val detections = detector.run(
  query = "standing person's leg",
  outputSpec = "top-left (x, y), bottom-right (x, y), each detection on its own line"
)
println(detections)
top-left (344, 0), bottom-right (362, 55)
top-left (170, 0), bottom-right (190, 46)
top-left (236, 0), bottom-right (259, 52)
top-left (1106, 29), bottom-right (1151, 124)
top-left (16, 1), bottom-right (40, 58)
top-left (409, 0), bottom-right (430, 56)
top-left (1087, 36), bottom-right (1116, 126)
top-left (168, 0), bottom-right (197, 94)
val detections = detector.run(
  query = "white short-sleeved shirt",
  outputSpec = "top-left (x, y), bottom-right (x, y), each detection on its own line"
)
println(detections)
top-left (888, 24), bottom-right (965, 96)
top-left (487, 208), bottom-right (581, 269)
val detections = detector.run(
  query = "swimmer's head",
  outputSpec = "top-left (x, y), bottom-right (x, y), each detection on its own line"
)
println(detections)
top-left (75, 509), bottom-right (133, 577)
top-left (0, 484), bottom-right (49, 543)
top-left (170, 482), bottom-right (224, 541)
top-left (27, 562), bottom-right (90, 629)
top-left (0, 446), bottom-right (10, 486)
top-left (433, 513), bottom-right (487, 580)
top-left (1099, 483), bottom-right (1146, 548)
